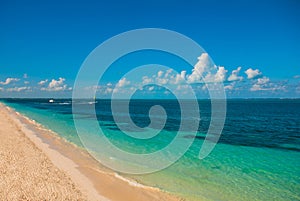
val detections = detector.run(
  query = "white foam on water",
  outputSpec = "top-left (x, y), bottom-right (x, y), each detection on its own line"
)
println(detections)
top-left (113, 173), bottom-right (159, 191)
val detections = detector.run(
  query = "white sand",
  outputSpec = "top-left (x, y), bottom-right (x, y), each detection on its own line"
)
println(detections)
top-left (0, 103), bottom-right (182, 201)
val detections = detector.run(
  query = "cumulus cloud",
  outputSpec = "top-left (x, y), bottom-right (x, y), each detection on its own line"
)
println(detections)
top-left (24, 81), bottom-right (29, 84)
top-left (250, 76), bottom-right (270, 91)
top-left (142, 76), bottom-right (153, 85)
top-left (102, 83), bottom-right (114, 94)
top-left (176, 84), bottom-right (189, 91)
top-left (139, 53), bottom-right (227, 86)
top-left (38, 79), bottom-right (48, 85)
top-left (41, 77), bottom-right (70, 91)
top-left (105, 53), bottom-right (245, 97)
top-left (156, 75), bottom-right (169, 85)
top-left (250, 76), bottom-right (286, 92)
top-left (213, 66), bottom-right (227, 82)
top-left (49, 78), bottom-right (65, 89)
top-left (174, 71), bottom-right (186, 84)
top-left (228, 67), bottom-right (243, 81)
top-left (84, 84), bottom-right (115, 95)
top-left (140, 69), bottom-right (186, 86)
top-left (184, 54), bottom-right (227, 83)
top-left (116, 78), bottom-right (130, 88)
top-left (105, 87), bottom-right (113, 94)
top-left (224, 85), bottom-right (233, 90)
top-left (187, 53), bottom-right (210, 83)
top-left (0, 78), bottom-right (20, 85)
top-left (97, 53), bottom-right (274, 96)
top-left (250, 85), bottom-right (262, 91)
top-left (224, 82), bottom-right (236, 90)
top-left (245, 68), bottom-right (262, 79)
top-left (6, 86), bottom-right (30, 92)
top-left (23, 74), bottom-right (28, 79)
top-left (157, 70), bottom-right (164, 78)
top-left (256, 76), bottom-right (270, 85)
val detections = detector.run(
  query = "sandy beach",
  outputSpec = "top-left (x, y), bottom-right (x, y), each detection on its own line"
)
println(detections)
top-left (0, 103), bottom-right (181, 201)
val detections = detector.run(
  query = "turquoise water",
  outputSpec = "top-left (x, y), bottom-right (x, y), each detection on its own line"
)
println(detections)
top-left (1, 99), bottom-right (300, 201)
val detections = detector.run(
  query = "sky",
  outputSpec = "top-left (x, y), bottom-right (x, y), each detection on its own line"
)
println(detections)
top-left (0, 0), bottom-right (300, 98)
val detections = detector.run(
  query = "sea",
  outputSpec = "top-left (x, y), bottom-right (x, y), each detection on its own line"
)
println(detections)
top-left (1, 98), bottom-right (300, 201)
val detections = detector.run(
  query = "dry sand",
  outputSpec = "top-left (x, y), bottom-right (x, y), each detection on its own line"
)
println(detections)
top-left (0, 103), bottom-right (182, 201)
top-left (0, 104), bottom-right (88, 200)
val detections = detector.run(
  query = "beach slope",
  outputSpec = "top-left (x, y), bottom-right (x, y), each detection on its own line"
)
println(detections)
top-left (0, 103), bottom-right (181, 201)
top-left (0, 103), bottom-right (91, 200)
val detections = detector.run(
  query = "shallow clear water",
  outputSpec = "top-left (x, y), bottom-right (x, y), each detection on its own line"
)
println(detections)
top-left (1, 98), bottom-right (300, 201)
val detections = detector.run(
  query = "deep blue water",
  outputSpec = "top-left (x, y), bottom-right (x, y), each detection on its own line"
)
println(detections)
top-left (1, 98), bottom-right (300, 201)
top-left (3, 98), bottom-right (300, 152)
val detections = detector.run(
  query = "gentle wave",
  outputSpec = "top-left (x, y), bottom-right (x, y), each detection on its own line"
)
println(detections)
top-left (113, 173), bottom-right (159, 191)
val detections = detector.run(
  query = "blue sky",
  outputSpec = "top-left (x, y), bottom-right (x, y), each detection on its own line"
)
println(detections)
top-left (0, 0), bottom-right (299, 98)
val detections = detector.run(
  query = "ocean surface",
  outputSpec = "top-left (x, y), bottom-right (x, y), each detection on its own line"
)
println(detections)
top-left (1, 98), bottom-right (300, 201)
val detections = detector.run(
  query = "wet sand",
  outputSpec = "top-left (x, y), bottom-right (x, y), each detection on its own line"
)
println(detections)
top-left (0, 103), bottom-right (182, 201)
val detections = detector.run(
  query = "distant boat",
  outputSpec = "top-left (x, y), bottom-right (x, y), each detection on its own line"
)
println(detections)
top-left (88, 100), bottom-right (97, 104)
top-left (49, 99), bottom-right (54, 103)
top-left (87, 95), bottom-right (97, 104)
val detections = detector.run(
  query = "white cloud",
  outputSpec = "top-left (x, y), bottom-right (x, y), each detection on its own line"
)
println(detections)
top-left (157, 70), bottom-right (164, 78)
top-left (49, 78), bottom-right (65, 89)
top-left (185, 53), bottom-right (227, 83)
top-left (187, 53), bottom-right (210, 83)
top-left (250, 84), bottom-right (261, 91)
top-left (133, 54), bottom-right (231, 88)
top-left (164, 69), bottom-right (173, 78)
top-left (6, 86), bottom-right (30, 92)
top-left (250, 76), bottom-right (286, 92)
top-left (224, 82), bottom-right (236, 90)
top-left (174, 70), bottom-right (186, 84)
top-left (142, 76), bottom-right (153, 85)
top-left (245, 68), bottom-right (262, 79)
top-left (228, 67), bottom-right (243, 81)
top-left (84, 84), bottom-right (115, 95)
top-left (106, 53), bottom-right (285, 96)
top-left (38, 79), bottom-right (48, 85)
top-left (0, 78), bottom-right (20, 85)
top-left (23, 74), bottom-right (28, 79)
top-left (250, 76), bottom-right (270, 91)
top-left (97, 83), bottom-right (114, 94)
top-left (24, 81), bottom-right (29, 84)
top-left (156, 76), bottom-right (169, 85)
top-left (141, 53), bottom-right (225, 85)
top-left (41, 77), bottom-right (69, 91)
top-left (256, 76), bottom-right (270, 85)
top-left (213, 66), bottom-right (227, 82)
top-left (105, 87), bottom-right (113, 94)
top-left (116, 77), bottom-right (130, 88)
top-left (190, 65), bottom-right (227, 83)
top-left (84, 85), bottom-right (101, 91)
top-left (0, 87), bottom-right (3, 91)
top-left (112, 53), bottom-right (237, 96)
top-left (224, 85), bottom-right (234, 90)
top-left (176, 84), bottom-right (189, 91)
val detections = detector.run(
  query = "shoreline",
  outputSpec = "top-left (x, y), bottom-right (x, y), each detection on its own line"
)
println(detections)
top-left (0, 103), bottom-right (182, 201)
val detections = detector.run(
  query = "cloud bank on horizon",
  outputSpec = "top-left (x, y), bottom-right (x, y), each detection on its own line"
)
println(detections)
top-left (106, 53), bottom-right (299, 98)
top-left (0, 53), bottom-right (299, 98)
